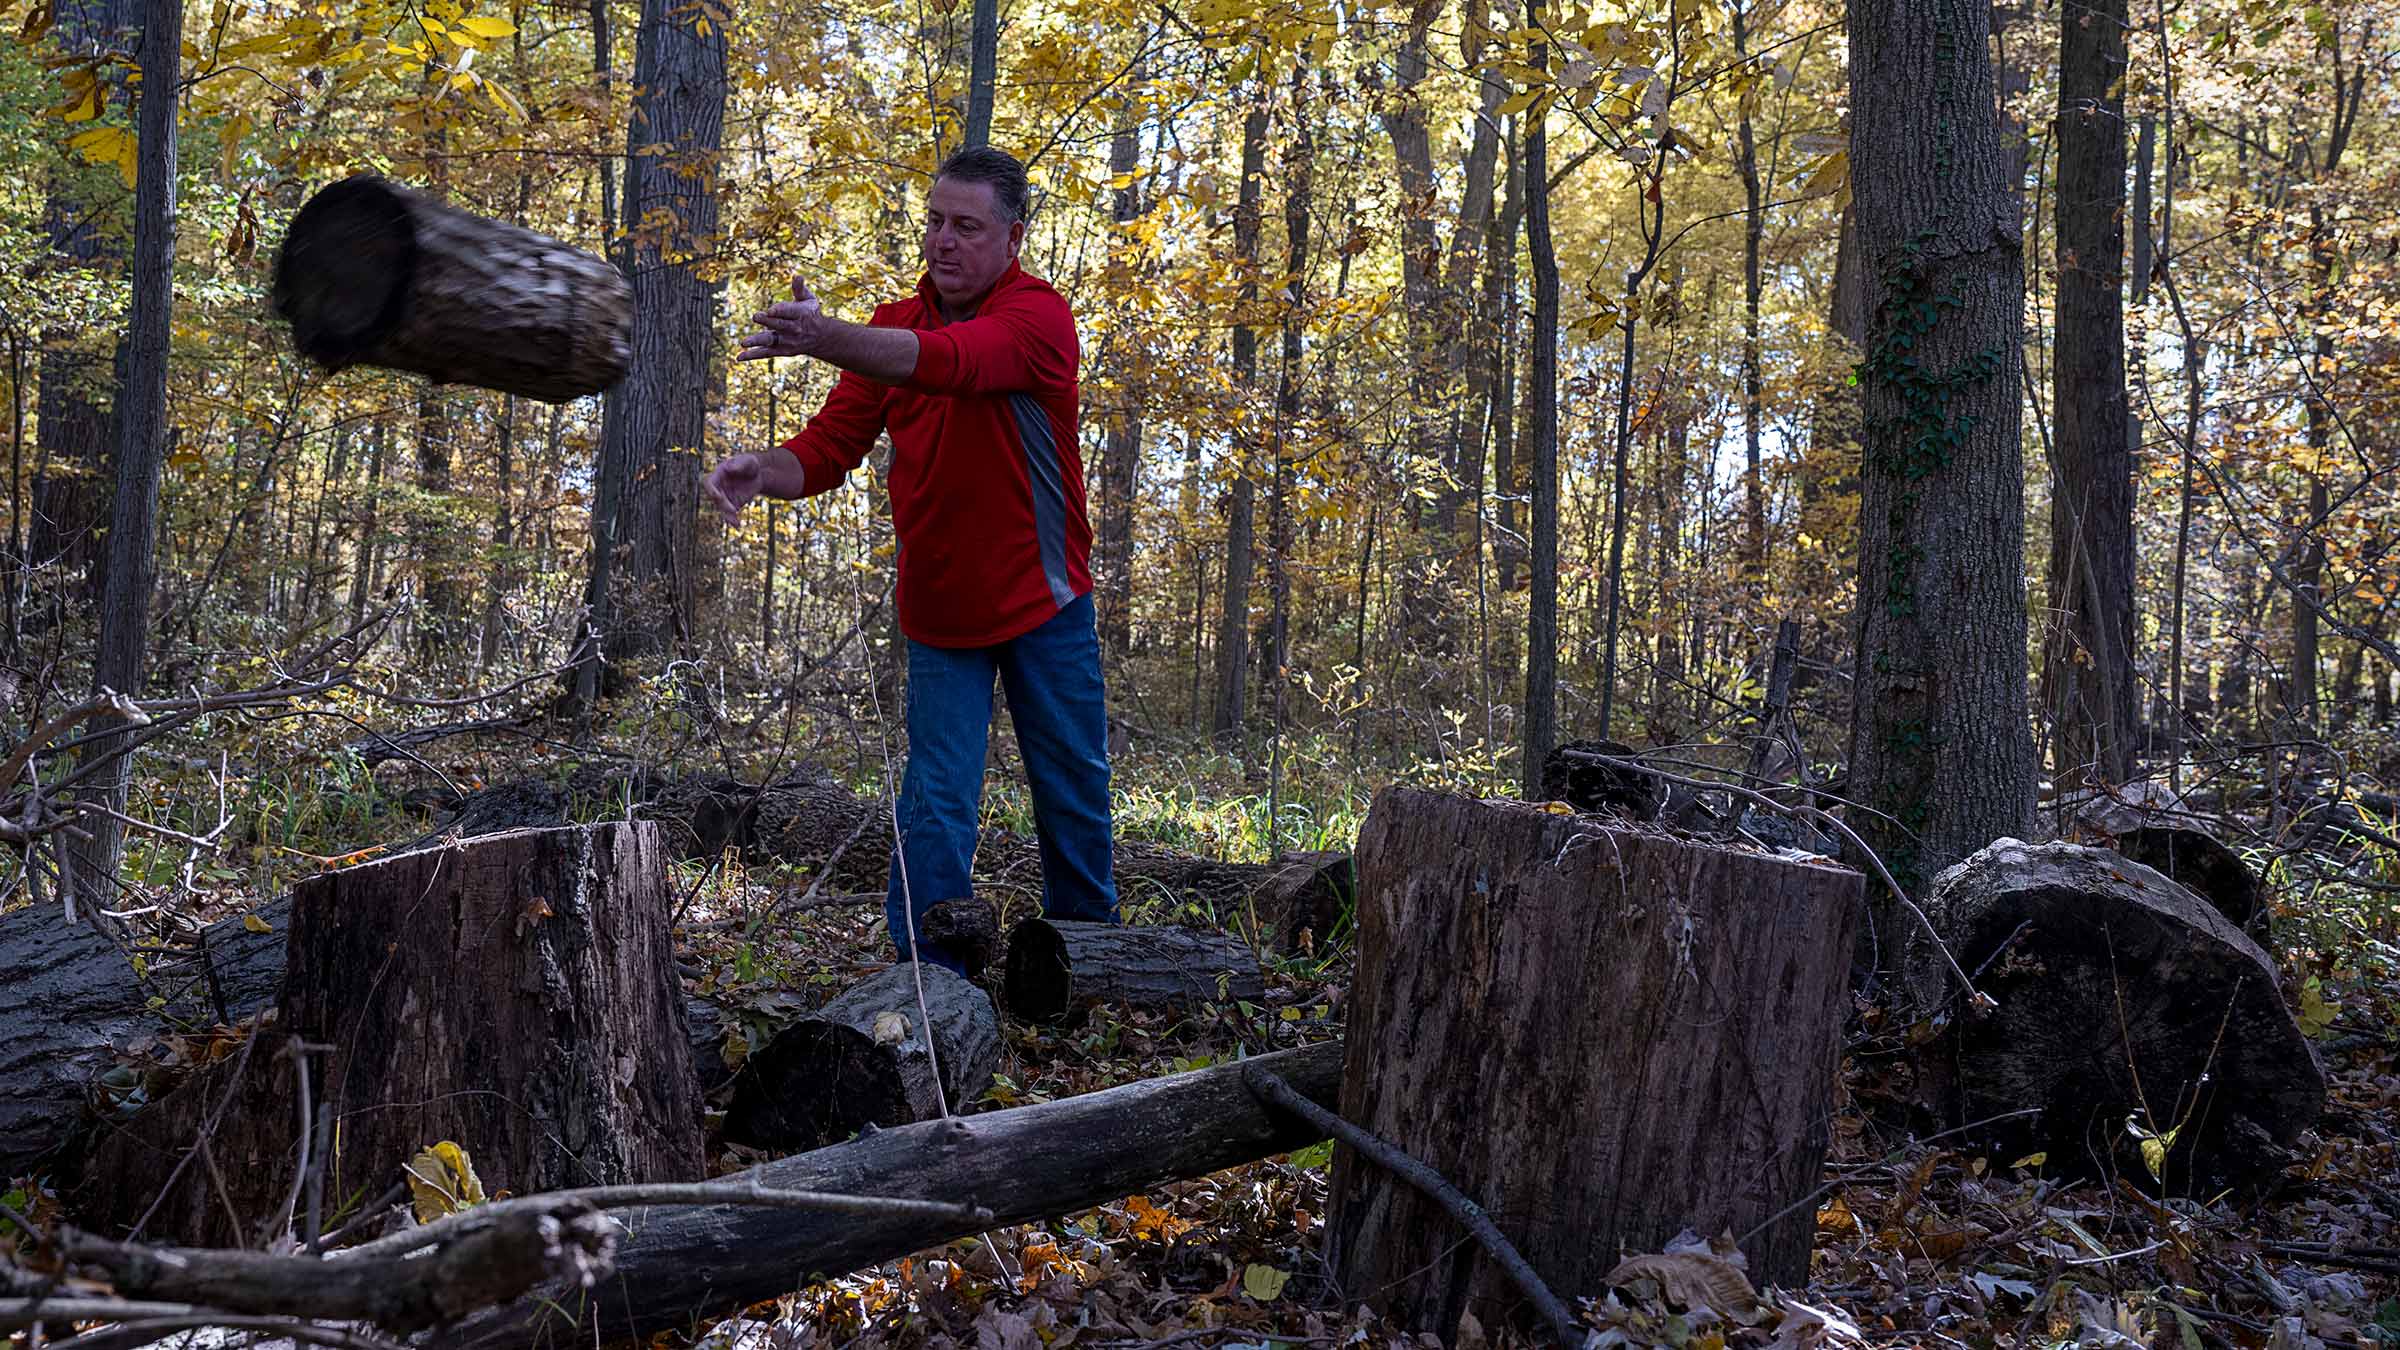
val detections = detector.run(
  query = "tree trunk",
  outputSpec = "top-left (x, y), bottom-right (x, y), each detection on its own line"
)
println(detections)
top-left (1520, 7), bottom-right (1560, 802)
top-left (1734, 1), bottom-right (1768, 574)
top-left (725, 963), bottom-right (999, 1152)
top-left (1901, 839), bottom-right (2323, 1189)
top-left (347, 415), bottom-right (387, 629)
top-left (28, 0), bottom-right (140, 594)
top-left (1001, 918), bottom-right (1265, 1024)
top-left (79, 824), bottom-right (706, 1245)
top-left (445, 1040), bottom-right (1343, 1348)
top-left (2045, 0), bottom-right (2136, 788)
top-left (70, 0), bottom-right (180, 906)
top-left (1095, 78), bottom-right (1144, 658)
top-left (1845, 0), bottom-right (2038, 927)
top-left (1211, 99), bottom-right (1266, 743)
top-left (602, 0), bottom-right (724, 665)
top-left (1328, 786), bottom-right (1859, 1333)
top-left (962, 0), bottom-right (999, 148)
top-left (271, 177), bottom-right (631, 405)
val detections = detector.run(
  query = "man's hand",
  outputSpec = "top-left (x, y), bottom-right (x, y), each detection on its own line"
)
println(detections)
top-left (734, 275), bottom-right (920, 383)
top-left (703, 450), bottom-right (806, 524)
top-left (737, 277), bottom-right (830, 362)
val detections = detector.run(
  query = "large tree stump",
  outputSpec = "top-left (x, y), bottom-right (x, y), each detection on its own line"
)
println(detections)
top-left (80, 825), bottom-right (703, 1244)
top-left (724, 963), bottom-right (1000, 1152)
top-left (272, 174), bottom-right (632, 403)
top-left (1329, 787), bottom-right (1860, 1334)
top-left (1901, 838), bottom-right (2323, 1189)
top-left (1001, 919), bottom-right (1265, 1024)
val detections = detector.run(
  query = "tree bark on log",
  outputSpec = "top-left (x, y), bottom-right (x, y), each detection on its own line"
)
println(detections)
top-left (1901, 838), bottom-right (2322, 1189)
top-left (272, 174), bottom-right (632, 403)
top-left (79, 825), bottom-right (705, 1245)
top-left (724, 963), bottom-right (1000, 1152)
top-left (2115, 826), bottom-right (2264, 936)
top-left (1001, 919), bottom-right (1265, 1024)
top-left (443, 1039), bottom-right (1343, 1349)
top-left (1329, 786), bottom-right (1859, 1335)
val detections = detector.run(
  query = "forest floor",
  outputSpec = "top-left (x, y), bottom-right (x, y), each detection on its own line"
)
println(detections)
top-left (658, 795), bottom-right (2400, 1350)
top-left (22, 730), bottom-right (2400, 1350)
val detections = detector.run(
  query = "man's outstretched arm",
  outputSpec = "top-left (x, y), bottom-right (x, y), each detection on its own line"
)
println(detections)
top-left (738, 276), bottom-right (920, 385)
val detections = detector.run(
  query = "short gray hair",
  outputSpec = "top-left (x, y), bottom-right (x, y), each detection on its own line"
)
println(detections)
top-left (934, 145), bottom-right (1032, 224)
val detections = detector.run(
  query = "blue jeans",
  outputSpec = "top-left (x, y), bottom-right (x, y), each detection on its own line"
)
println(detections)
top-left (887, 592), bottom-right (1119, 967)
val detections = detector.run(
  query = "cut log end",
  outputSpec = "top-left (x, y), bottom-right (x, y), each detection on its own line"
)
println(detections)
top-left (726, 1021), bottom-right (909, 1152)
top-left (1002, 919), bottom-right (1074, 1023)
top-left (272, 174), bottom-right (417, 369)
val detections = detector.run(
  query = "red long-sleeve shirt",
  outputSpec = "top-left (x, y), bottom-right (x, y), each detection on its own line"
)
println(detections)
top-left (779, 261), bottom-right (1092, 648)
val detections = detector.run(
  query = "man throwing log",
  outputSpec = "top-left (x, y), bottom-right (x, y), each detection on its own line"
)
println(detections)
top-left (704, 146), bottom-right (1119, 971)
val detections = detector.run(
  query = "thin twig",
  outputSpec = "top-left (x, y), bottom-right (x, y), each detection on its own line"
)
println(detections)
top-left (1243, 1066), bottom-right (1593, 1350)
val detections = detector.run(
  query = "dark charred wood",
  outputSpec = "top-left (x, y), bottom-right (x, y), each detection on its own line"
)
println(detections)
top-left (443, 1039), bottom-right (1343, 1348)
top-left (1901, 838), bottom-right (2323, 1190)
top-left (79, 825), bottom-right (705, 1244)
top-left (273, 174), bottom-right (632, 404)
top-left (1251, 850), bottom-right (1354, 953)
top-left (918, 897), bottom-right (1001, 977)
top-left (1329, 786), bottom-right (1859, 1335)
top-left (1001, 919), bottom-right (1265, 1025)
top-left (1537, 738), bottom-right (1663, 818)
top-left (2115, 826), bottom-right (2264, 935)
top-left (724, 963), bottom-right (1000, 1153)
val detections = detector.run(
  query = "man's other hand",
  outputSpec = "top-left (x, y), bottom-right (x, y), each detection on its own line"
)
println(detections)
top-left (736, 276), bottom-right (828, 362)
top-left (704, 450), bottom-right (805, 524)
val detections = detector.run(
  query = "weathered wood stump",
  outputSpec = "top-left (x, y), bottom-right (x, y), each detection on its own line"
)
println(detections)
top-left (272, 174), bottom-right (631, 403)
top-left (1329, 787), bottom-right (1860, 1334)
top-left (1901, 838), bottom-right (2323, 1189)
top-left (1001, 919), bottom-right (1265, 1024)
top-left (81, 825), bottom-right (704, 1244)
top-left (724, 963), bottom-right (1000, 1152)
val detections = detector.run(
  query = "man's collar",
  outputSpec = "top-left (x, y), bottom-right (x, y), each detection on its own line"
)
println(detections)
top-left (914, 256), bottom-right (1026, 322)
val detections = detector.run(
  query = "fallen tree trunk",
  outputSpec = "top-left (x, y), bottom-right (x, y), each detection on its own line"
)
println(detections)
top-left (725, 963), bottom-right (1000, 1152)
top-left (1901, 838), bottom-right (2323, 1189)
top-left (1001, 919), bottom-right (1265, 1024)
top-left (273, 174), bottom-right (632, 403)
top-left (442, 1038), bottom-right (1344, 1348)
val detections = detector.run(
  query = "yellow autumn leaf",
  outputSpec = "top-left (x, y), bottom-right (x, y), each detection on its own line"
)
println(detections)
top-left (241, 913), bottom-right (272, 933)
top-left (1242, 1263), bottom-right (1290, 1301)
top-left (404, 1140), bottom-right (488, 1221)
top-left (456, 14), bottom-right (515, 38)
top-left (1799, 149), bottom-right (1849, 200)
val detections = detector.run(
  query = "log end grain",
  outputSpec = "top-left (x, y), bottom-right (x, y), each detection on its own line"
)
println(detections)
top-left (272, 174), bottom-right (417, 370)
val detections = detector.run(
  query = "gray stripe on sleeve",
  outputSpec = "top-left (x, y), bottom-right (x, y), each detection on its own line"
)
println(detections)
top-left (1009, 392), bottom-right (1077, 610)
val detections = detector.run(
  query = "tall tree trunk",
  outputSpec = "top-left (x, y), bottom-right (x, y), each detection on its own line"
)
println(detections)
top-left (1211, 97), bottom-right (1267, 744)
top-left (349, 416), bottom-right (387, 630)
top-left (1733, 1), bottom-right (1767, 575)
top-left (72, 0), bottom-right (180, 907)
top-left (29, 0), bottom-right (140, 597)
top-left (2045, 0), bottom-right (2136, 787)
top-left (963, 0), bottom-right (999, 148)
top-left (1845, 0), bottom-right (2038, 940)
top-left (1266, 63), bottom-right (1313, 849)
top-left (1095, 72), bottom-right (1144, 659)
top-left (602, 0), bottom-right (724, 666)
top-left (1521, 7), bottom-right (1559, 802)
top-left (575, 0), bottom-right (625, 721)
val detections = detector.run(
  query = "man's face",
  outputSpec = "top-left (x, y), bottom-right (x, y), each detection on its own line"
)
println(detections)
top-left (922, 176), bottom-right (1022, 310)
